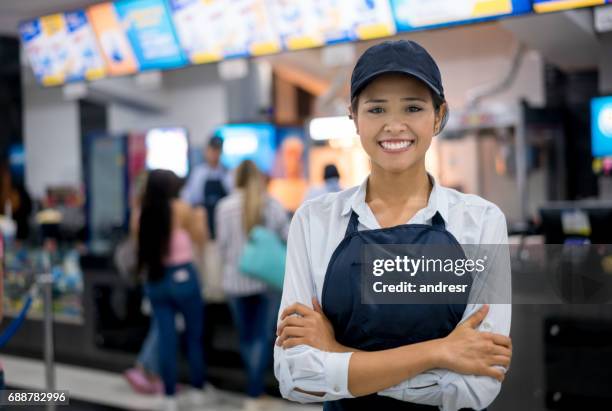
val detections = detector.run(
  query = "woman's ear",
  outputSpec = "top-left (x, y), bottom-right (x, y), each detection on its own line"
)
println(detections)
top-left (434, 102), bottom-right (448, 135)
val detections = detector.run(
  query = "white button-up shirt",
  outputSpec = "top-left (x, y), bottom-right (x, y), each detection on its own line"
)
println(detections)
top-left (274, 175), bottom-right (511, 411)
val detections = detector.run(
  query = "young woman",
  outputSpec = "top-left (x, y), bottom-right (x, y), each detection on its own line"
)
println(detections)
top-left (137, 169), bottom-right (212, 411)
top-left (274, 40), bottom-right (512, 411)
top-left (216, 160), bottom-right (289, 411)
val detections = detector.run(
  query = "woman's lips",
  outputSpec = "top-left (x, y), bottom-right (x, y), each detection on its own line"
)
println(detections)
top-left (378, 140), bottom-right (415, 153)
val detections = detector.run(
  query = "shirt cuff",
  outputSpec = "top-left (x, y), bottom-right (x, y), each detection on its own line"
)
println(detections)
top-left (324, 351), bottom-right (354, 398)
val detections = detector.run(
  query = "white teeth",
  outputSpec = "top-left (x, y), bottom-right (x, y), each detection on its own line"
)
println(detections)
top-left (380, 140), bottom-right (413, 151)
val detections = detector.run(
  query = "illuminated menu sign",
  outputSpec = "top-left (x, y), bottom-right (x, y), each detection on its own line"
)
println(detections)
top-left (64, 10), bottom-right (106, 81)
top-left (533, 0), bottom-right (606, 13)
top-left (268, 0), bottom-right (396, 50)
top-left (19, 14), bottom-right (70, 86)
top-left (114, 0), bottom-right (186, 70)
top-left (390, 0), bottom-right (531, 31)
top-left (88, 2), bottom-right (139, 76)
top-left (349, 0), bottom-right (397, 40)
top-left (169, 0), bottom-right (281, 64)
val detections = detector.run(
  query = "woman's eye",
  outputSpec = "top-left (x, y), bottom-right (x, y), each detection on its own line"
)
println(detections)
top-left (368, 107), bottom-right (384, 114)
top-left (407, 106), bottom-right (422, 113)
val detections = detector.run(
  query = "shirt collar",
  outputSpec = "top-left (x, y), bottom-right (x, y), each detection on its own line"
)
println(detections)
top-left (341, 173), bottom-right (449, 225)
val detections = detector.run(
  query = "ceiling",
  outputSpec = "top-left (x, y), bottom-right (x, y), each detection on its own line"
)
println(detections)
top-left (0, 0), bottom-right (100, 36)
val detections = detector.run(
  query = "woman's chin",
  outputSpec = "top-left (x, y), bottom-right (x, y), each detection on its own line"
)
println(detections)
top-left (373, 158), bottom-right (421, 175)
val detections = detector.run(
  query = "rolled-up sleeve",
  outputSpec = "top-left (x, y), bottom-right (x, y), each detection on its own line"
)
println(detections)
top-left (274, 206), bottom-right (355, 403)
top-left (378, 206), bottom-right (512, 411)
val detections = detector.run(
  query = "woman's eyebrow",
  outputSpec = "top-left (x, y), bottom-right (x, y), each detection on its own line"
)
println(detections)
top-left (363, 97), bottom-right (427, 103)
top-left (363, 98), bottom-right (387, 104)
top-left (400, 97), bottom-right (427, 102)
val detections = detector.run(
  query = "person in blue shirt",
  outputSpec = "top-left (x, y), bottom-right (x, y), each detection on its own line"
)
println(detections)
top-left (181, 135), bottom-right (232, 240)
top-left (304, 164), bottom-right (343, 201)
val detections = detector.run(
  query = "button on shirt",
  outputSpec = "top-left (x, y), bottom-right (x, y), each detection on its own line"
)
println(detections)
top-left (274, 175), bottom-right (511, 411)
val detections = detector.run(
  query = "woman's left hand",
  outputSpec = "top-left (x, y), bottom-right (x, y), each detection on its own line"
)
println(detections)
top-left (276, 297), bottom-right (343, 352)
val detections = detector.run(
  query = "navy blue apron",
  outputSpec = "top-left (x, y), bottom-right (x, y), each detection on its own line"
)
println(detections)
top-left (202, 176), bottom-right (228, 239)
top-left (321, 210), bottom-right (473, 411)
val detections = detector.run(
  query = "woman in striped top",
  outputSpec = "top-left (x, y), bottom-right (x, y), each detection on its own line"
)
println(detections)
top-left (216, 160), bottom-right (290, 411)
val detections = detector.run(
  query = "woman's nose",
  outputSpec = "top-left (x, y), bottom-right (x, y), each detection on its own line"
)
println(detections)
top-left (384, 119), bottom-right (408, 134)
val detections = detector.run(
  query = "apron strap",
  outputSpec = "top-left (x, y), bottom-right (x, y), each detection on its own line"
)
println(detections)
top-left (345, 210), bottom-right (360, 237)
top-left (431, 211), bottom-right (445, 229)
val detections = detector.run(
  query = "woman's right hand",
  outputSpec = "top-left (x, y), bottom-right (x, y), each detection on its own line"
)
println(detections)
top-left (438, 305), bottom-right (512, 382)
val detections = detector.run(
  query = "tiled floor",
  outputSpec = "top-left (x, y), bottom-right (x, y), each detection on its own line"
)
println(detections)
top-left (1, 355), bottom-right (321, 411)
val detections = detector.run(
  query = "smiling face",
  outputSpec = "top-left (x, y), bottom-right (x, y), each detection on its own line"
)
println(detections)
top-left (351, 73), bottom-right (445, 175)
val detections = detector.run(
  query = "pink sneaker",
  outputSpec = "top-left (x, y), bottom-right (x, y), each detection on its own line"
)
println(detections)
top-left (151, 376), bottom-right (164, 394)
top-left (124, 368), bottom-right (156, 394)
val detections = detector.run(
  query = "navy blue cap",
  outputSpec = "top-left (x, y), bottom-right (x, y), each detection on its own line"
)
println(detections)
top-left (323, 164), bottom-right (340, 180)
top-left (208, 135), bottom-right (223, 149)
top-left (350, 40), bottom-right (445, 102)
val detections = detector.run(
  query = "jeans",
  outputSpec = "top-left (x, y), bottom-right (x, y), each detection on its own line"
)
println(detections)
top-left (227, 292), bottom-right (280, 398)
top-left (145, 263), bottom-right (205, 396)
top-left (137, 315), bottom-right (160, 375)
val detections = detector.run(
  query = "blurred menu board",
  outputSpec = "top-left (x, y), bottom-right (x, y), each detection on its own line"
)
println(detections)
top-left (229, 0), bottom-right (282, 57)
top-left (64, 11), bottom-right (107, 82)
top-left (20, 11), bottom-right (107, 86)
top-left (533, 0), bottom-right (606, 13)
top-left (390, 0), bottom-right (532, 31)
top-left (268, 0), bottom-right (396, 51)
top-left (263, 1), bottom-right (323, 50)
top-left (114, 0), bottom-right (186, 70)
top-left (19, 14), bottom-right (71, 86)
top-left (348, 0), bottom-right (397, 40)
top-left (88, 2), bottom-right (139, 76)
top-left (169, 0), bottom-right (281, 64)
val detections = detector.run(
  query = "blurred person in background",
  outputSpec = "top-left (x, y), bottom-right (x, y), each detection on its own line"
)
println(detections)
top-left (137, 169), bottom-right (213, 411)
top-left (268, 137), bottom-right (308, 214)
top-left (216, 160), bottom-right (289, 411)
top-left (10, 181), bottom-right (32, 244)
top-left (181, 134), bottom-right (232, 302)
top-left (181, 134), bottom-right (231, 240)
top-left (123, 172), bottom-right (163, 395)
top-left (304, 164), bottom-right (342, 201)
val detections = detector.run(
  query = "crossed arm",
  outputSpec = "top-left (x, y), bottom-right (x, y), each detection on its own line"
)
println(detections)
top-left (273, 207), bottom-right (512, 410)
top-left (277, 300), bottom-right (510, 396)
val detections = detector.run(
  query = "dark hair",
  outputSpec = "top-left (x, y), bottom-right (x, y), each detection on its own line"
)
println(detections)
top-left (324, 164), bottom-right (340, 180)
top-left (350, 79), bottom-right (448, 133)
top-left (137, 169), bottom-right (181, 281)
top-left (208, 135), bottom-right (223, 150)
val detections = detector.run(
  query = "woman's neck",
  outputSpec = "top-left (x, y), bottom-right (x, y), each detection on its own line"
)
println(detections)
top-left (366, 164), bottom-right (432, 227)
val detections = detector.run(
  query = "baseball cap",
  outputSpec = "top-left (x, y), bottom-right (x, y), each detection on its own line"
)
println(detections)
top-left (208, 135), bottom-right (223, 149)
top-left (323, 164), bottom-right (340, 180)
top-left (350, 40), bottom-right (445, 102)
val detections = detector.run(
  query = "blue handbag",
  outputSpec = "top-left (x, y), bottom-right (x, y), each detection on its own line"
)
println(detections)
top-left (239, 226), bottom-right (286, 290)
